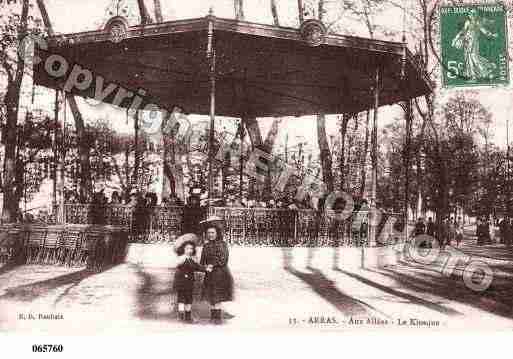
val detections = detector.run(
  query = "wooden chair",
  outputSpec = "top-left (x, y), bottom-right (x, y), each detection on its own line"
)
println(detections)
top-left (42, 229), bottom-right (62, 265)
top-left (61, 229), bottom-right (83, 266)
top-left (26, 228), bottom-right (47, 264)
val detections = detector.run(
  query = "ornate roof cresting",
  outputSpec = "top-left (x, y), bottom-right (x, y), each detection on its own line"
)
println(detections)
top-left (100, 0), bottom-right (140, 29)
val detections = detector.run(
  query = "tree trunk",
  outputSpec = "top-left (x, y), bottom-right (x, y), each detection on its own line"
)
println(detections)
top-left (263, 118), bottom-right (281, 153)
top-left (270, 0), bottom-right (280, 26)
top-left (415, 111), bottom-right (428, 217)
top-left (262, 118), bottom-right (281, 196)
top-left (243, 117), bottom-right (263, 149)
top-left (67, 95), bottom-right (92, 202)
top-left (132, 112), bottom-right (140, 188)
top-left (36, 0), bottom-right (93, 203)
top-left (125, 146), bottom-right (131, 198)
top-left (153, 0), bottom-right (163, 22)
top-left (318, 0), bottom-right (325, 22)
top-left (339, 114), bottom-right (350, 191)
top-left (358, 110), bottom-right (370, 199)
top-left (137, 0), bottom-right (152, 24)
top-left (315, 2), bottom-right (333, 195)
top-left (297, 0), bottom-right (304, 24)
top-left (317, 113), bottom-right (334, 192)
top-left (436, 149), bottom-right (449, 241)
top-left (1, 0), bottom-right (30, 222)
top-left (3, 89), bottom-right (21, 222)
top-left (36, 0), bottom-right (53, 35)
top-left (234, 0), bottom-right (245, 20)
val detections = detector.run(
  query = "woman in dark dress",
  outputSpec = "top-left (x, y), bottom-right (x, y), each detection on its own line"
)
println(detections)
top-left (200, 217), bottom-right (234, 324)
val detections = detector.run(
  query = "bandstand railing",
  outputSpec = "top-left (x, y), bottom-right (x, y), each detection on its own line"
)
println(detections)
top-left (58, 204), bottom-right (403, 247)
top-left (208, 207), bottom-right (403, 247)
top-left (63, 204), bottom-right (183, 242)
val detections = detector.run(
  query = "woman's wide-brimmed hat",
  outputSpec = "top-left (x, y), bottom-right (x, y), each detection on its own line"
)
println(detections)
top-left (199, 215), bottom-right (224, 232)
top-left (173, 233), bottom-right (199, 255)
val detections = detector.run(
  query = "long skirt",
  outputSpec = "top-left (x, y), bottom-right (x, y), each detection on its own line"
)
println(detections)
top-left (202, 266), bottom-right (234, 304)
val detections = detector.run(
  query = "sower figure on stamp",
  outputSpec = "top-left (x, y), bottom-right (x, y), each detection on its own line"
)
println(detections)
top-left (200, 216), bottom-right (234, 325)
top-left (172, 233), bottom-right (208, 323)
top-left (451, 9), bottom-right (498, 81)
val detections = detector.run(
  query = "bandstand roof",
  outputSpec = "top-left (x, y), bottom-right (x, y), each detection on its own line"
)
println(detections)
top-left (34, 15), bottom-right (432, 118)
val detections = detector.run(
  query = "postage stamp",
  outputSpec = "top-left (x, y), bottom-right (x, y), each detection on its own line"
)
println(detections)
top-left (440, 3), bottom-right (509, 88)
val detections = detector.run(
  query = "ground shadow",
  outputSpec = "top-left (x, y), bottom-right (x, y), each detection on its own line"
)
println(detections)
top-left (0, 269), bottom-right (98, 302)
top-left (373, 263), bottom-right (513, 319)
top-left (286, 267), bottom-right (384, 317)
top-left (0, 261), bottom-right (20, 276)
top-left (334, 268), bottom-right (461, 316)
top-left (133, 264), bottom-right (234, 324)
top-left (457, 246), bottom-right (513, 262)
top-left (281, 247), bottom-right (293, 269)
top-left (133, 264), bottom-right (176, 322)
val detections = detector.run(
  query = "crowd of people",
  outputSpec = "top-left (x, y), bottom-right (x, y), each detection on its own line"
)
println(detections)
top-left (413, 216), bottom-right (464, 248)
top-left (413, 215), bottom-right (512, 247)
top-left (497, 217), bottom-right (512, 247)
top-left (475, 217), bottom-right (512, 246)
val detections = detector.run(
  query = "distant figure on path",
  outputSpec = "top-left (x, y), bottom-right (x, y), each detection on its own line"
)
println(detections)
top-left (476, 218), bottom-right (487, 246)
top-left (426, 217), bottom-right (436, 237)
top-left (414, 217), bottom-right (426, 237)
top-left (182, 196), bottom-right (204, 237)
top-left (455, 217), bottom-right (464, 247)
top-left (503, 218), bottom-right (512, 247)
top-left (90, 190), bottom-right (107, 225)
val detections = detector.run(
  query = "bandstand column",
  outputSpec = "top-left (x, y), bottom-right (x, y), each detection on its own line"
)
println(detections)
top-left (58, 92), bottom-right (66, 224)
top-left (52, 90), bottom-right (58, 214)
top-left (369, 66), bottom-right (381, 247)
top-left (404, 98), bottom-right (413, 242)
top-left (207, 10), bottom-right (216, 202)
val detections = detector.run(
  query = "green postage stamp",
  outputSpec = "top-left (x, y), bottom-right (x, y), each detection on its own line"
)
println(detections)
top-left (440, 3), bottom-right (509, 88)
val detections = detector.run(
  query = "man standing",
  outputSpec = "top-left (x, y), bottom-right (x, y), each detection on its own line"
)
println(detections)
top-left (499, 217), bottom-right (508, 244)
top-left (414, 217), bottom-right (426, 237)
top-left (182, 195), bottom-right (204, 237)
top-left (504, 218), bottom-right (512, 247)
top-left (426, 217), bottom-right (436, 237)
top-left (476, 218), bottom-right (486, 246)
top-left (455, 217), bottom-right (464, 247)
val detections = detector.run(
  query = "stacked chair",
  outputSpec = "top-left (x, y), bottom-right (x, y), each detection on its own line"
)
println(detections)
top-left (25, 226), bottom-right (47, 264)
top-left (40, 227), bottom-right (63, 265)
top-left (60, 228), bottom-right (83, 266)
top-left (0, 224), bottom-right (129, 272)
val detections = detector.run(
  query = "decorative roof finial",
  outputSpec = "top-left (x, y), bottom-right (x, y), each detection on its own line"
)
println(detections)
top-left (209, 6), bottom-right (214, 16)
top-left (99, 0), bottom-right (138, 29)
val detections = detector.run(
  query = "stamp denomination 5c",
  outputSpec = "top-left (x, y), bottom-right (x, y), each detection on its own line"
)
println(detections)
top-left (440, 3), bottom-right (509, 87)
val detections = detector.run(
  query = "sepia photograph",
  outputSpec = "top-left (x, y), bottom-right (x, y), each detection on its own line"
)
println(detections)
top-left (0, 0), bottom-right (512, 341)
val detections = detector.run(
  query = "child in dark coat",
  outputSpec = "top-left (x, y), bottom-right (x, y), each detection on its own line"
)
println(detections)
top-left (172, 238), bottom-right (207, 323)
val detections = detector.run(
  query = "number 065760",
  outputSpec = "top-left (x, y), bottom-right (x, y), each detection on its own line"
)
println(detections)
top-left (32, 345), bottom-right (63, 353)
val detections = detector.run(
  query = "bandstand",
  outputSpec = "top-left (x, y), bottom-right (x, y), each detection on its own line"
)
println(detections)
top-left (30, 9), bottom-right (432, 260)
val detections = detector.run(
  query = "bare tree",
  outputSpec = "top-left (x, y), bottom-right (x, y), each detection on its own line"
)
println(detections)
top-left (153, 0), bottom-right (163, 22)
top-left (338, 114), bottom-right (351, 191)
top-left (234, 0), bottom-right (245, 20)
top-left (1, 0), bottom-right (31, 221)
top-left (66, 95), bottom-right (92, 200)
top-left (313, 0), bottom-right (335, 193)
top-left (136, 0), bottom-right (153, 24)
top-left (35, 0), bottom-right (94, 202)
top-left (271, 0), bottom-right (280, 26)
